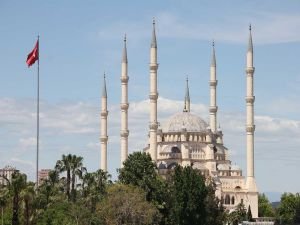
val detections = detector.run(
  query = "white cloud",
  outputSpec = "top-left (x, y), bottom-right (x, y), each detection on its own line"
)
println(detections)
top-left (1, 97), bottom-right (300, 192)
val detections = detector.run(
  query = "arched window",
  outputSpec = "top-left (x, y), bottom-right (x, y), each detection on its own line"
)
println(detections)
top-left (171, 146), bottom-right (181, 153)
top-left (167, 162), bottom-right (177, 169)
top-left (225, 195), bottom-right (230, 205)
top-left (231, 196), bottom-right (235, 205)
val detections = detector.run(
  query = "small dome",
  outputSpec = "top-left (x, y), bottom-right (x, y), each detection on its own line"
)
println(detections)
top-left (217, 164), bottom-right (230, 170)
top-left (231, 165), bottom-right (241, 171)
top-left (163, 112), bottom-right (208, 133)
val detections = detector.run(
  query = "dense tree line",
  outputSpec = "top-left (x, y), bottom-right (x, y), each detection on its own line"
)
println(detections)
top-left (0, 152), bottom-right (298, 225)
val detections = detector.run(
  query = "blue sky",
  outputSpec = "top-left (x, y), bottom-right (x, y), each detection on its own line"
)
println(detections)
top-left (0, 0), bottom-right (300, 200)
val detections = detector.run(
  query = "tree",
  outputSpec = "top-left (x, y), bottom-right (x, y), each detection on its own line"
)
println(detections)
top-left (118, 152), bottom-right (169, 223)
top-left (204, 184), bottom-right (225, 225)
top-left (21, 182), bottom-right (35, 225)
top-left (168, 165), bottom-right (208, 225)
top-left (258, 193), bottom-right (275, 217)
top-left (8, 172), bottom-right (27, 225)
top-left (247, 205), bottom-right (253, 222)
top-left (0, 188), bottom-right (9, 225)
top-left (81, 169), bottom-right (111, 213)
top-left (97, 184), bottom-right (160, 225)
top-left (229, 203), bottom-right (247, 225)
top-left (70, 155), bottom-right (84, 201)
top-left (55, 154), bottom-right (73, 200)
top-left (118, 152), bottom-right (158, 200)
top-left (276, 192), bottom-right (300, 225)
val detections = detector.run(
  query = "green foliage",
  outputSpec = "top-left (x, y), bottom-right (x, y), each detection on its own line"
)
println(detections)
top-left (276, 192), bottom-right (300, 225)
top-left (228, 203), bottom-right (247, 225)
top-left (118, 152), bottom-right (157, 199)
top-left (118, 152), bottom-right (168, 221)
top-left (0, 153), bottom-right (226, 225)
top-left (97, 184), bottom-right (160, 225)
top-left (258, 193), bottom-right (275, 217)
top-left (204, 184), bottom-right (225, 225)
top-left (168, 165), bottom-right (207, 225)
top-left (247, 205), bottom-right (253, 222)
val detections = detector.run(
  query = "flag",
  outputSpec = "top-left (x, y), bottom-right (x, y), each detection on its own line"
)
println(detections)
top-left (26, 40), bottom-right (39, 67)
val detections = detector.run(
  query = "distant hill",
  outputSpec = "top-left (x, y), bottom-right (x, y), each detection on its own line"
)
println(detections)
top-left (271, 201), bottom-right (280, 208)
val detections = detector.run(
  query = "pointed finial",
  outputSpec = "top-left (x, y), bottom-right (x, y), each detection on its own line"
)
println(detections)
top-left (122, 34), bottom-right (128, 63)
top-left (211, 40), bottom-right (216, 67)
top-left (102, 72), bottom-right (107, 98)
top-left (183, 76), bottom-right (190, 112)
top-left (151, 18), bottom-right (157, 48)
top-left (248, 24), bottom-right (253, 52)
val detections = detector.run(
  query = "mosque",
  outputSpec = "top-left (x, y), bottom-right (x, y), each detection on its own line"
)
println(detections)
top-left (99, 20), bottom-right (258, 218)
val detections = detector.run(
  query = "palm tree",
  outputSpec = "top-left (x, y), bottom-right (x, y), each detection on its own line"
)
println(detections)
top-left (0, 188), bottom-right (9, 225)
top-left (9, 172), bottom-right (27, 225)
top-left (94, 169), bottom-right (111, 194)
top-left (55, 154), bottom-right (72, 200)
top-left (70, 155), bottom-right (83, 201)
top-left (21, 182), bottom-right (35, 225)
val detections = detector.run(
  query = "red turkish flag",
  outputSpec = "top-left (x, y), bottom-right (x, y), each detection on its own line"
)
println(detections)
top-left (26, 40), bottom-right (39, 67)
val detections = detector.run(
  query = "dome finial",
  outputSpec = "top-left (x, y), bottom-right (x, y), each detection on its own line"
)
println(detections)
top-left (183, 76), bottom-right (190, 112)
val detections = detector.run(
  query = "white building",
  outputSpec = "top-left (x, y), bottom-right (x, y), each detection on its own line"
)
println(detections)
top-left (100, 21), bottom-right (258, 218)
top-left (0, 165), bottom-right (18, 186)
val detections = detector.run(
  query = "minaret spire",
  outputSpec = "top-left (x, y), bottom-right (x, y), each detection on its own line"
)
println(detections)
top-left (245, 25), bottom-right (258, 218)
top-left (102, 72), bottom-right (107, 98)
top-left (183, 77), bottom-right (190, 112)
top-left (100, 72), bottom-right (108, 171)
top-left (151, 18), bottom-right (157, 48)
top-left (122, 34), bottom-right (128, 63)
top-left (149, 19), bottom-right (159, 161)
top-left (120, 34), bottom-right (129, 167)
top-left (209, 40), bottom-right (218, 133)
top-left (211, 40), bottom-right (216, 67)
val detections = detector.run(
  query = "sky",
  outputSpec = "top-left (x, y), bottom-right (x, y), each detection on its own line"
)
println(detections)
top-left (0, 0), bottom-right (300, 201)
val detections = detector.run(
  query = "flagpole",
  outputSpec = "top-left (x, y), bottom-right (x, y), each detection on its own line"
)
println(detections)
top-left (36, 35), bottom-right (40, 188)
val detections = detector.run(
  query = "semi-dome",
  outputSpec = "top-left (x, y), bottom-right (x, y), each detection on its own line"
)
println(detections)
top-left (162, 112), bottom-right (208, 133)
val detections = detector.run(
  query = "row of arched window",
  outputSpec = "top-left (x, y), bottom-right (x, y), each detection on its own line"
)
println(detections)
top-left (223, 195), bottom-right (235, 205)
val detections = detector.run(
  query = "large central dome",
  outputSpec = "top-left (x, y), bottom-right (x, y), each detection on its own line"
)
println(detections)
top-left (162, 112), bottom-right (208, 133)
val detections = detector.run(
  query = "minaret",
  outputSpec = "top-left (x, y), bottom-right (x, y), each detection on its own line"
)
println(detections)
top-left (245, 25), bottom-right (257, 189)
top-left (209, 41), bottom-right (218, 133)
top-left (149, 19), bottom-right (159, 161)
top-left (100, 73), bottom-right (108, 171)
top-left (120, 35), bottom-right (129, 167)
top-left (183, 77), bottom-right (190, 112)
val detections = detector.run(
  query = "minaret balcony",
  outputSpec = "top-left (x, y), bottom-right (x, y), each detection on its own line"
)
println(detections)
top-left (120, 130), bottom-right (129, 138)
top-left (149, 64), bottom-right (158, 70)
top-left (149, 93), bottom-right (158, 100)
top-left (245, 67), bottom-right (255, 74)
top-left (100, 136), bottom-right (108, 142)
top-left (209, 106), bottom-right (218, 113)
top-left (120, 103), bottom-right (129, 110)
top-left (246, 125), bottom-right (255, 133)
top-left (149, 122), bottom-right (158, 130)
top-left (245, 96), bottom-right (255, 104)
top-left (101, 111), bottom-right (108, 117)
top-left (120, 76), bottom-right (129, 83)
top-left (209, 80), bottom-right (218, 86)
